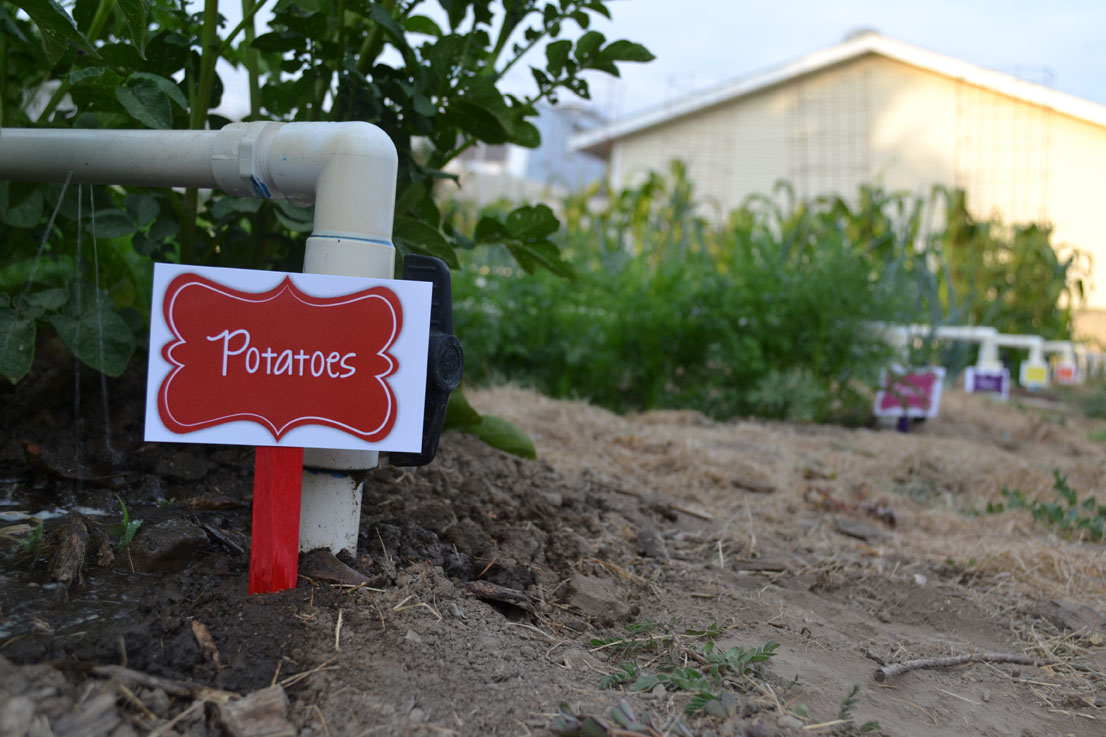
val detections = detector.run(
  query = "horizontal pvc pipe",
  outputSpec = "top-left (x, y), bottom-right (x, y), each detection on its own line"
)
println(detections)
top-left (993, 334), bottom-right (1045, 351)
top-left (1043, 340), bottom-right (1076, 363)
top-left (0, 122), bottom-right (398, 243)
top-left (0, 128), bottom-right (221, 188)
top-left (933, 325), bottom-right (997, 342)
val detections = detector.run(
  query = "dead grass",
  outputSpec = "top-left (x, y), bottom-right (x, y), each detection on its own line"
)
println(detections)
top-left (470, 385), bottom-right (1106, 607)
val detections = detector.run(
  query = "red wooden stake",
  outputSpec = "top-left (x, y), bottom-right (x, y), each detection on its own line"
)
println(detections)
top-left (249, 446), bottom-right (304, 594)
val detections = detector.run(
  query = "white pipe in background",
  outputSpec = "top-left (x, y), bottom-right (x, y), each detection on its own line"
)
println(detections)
top-left (871, 323), bottom-right (1062, 389)
top-left (990, 334), bottom-right (1048, 388)
top-left (0, 122), bottom-right (398, 555)
top-left (1074, 345), bottom-right (1103, 379)
top-left (1043, 340), bottom-right (1077, 365)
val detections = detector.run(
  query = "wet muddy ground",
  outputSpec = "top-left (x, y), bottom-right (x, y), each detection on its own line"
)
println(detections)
top-left (2, 344), bottom-right (1105, 737)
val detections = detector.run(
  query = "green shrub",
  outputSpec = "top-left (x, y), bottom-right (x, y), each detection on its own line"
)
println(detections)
top-left (454, 168), bottom-right (907, 422)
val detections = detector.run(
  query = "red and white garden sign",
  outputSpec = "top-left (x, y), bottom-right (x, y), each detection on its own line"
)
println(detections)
top-left (146, 263), bottom-right (431, 451)
top-left (145, 262), bottom-right (431, 593)
top-left (873, 366), bottom-right (946, 419)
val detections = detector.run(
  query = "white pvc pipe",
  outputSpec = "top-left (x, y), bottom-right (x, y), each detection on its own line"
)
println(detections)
top-left (0, 122), bottom-right (398, 555)
top-left (994, 333), bottom-right (1046, 360)
top-left (1043, 340), bottom-right (1077, 365)
top-left (932, 325), bottom-right (998, 343)
top-left (873, 323), bottom-right (1002, 369)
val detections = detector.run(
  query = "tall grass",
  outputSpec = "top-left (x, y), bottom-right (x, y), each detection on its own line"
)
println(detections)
top-left (452, 164), bottom-right (1081, 423)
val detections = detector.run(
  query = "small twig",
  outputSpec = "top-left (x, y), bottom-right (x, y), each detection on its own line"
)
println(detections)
top-left (280, 656), bottom-right (339, 689)
top-left (1047, 709), bottom-right (1097, 720)
top-left (91, 665), bottom-right (238, 702)
top-left (312, 704), bottom-right (332, 737)
top-left (334, 609), bottom-right (343, 652)
top-left (936, 688), bottom-right (981, 705)
top-left (376, 528), bottom-right (391, 565)
top-left (588, 633), bottom-right (673, 653)
top-left (270, 659), bottom-right (283, 687)
top-left (117, 684), bottom-right (156, 722)
top-left (393, 601), bottom-right (442, 621)
top-left (579, 557), bottom-right (647, 585)
top-left (743, 497), bottom-right (758, 557)
top-left (874, 652), bottom-right (1045, 682)
top-left (505, 621), bottom-right (556, 641)
top-left (669, 502), bottom-right (713, 520)
top-left (476, 557), bottom-right (497, 579)
top-left (148, 699), bottom-right (204, 737)
top-left (677, 644), bottom-right (709, 666)
top-left (802, 719), bottom-right (848, 731)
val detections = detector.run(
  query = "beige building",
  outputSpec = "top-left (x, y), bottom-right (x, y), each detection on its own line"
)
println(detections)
top-left (571, 32), bottom-right (1106, 339)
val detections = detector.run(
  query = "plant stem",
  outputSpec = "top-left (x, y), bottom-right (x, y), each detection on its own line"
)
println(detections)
top-left (241, 0), bottom-right (261, 118)
top-left (355, 0), bottom-right (393, 76)
top-left (218, 0), bottom-right (271, 62)
top-left (179, 0), bottom-right (221, 264)
top-left (327, 0), bottom-right (346, 121)
top-left (35, 0), bottom-right (117, 124)
top-left (0, 30), bottom-right (7, 127)
top-left (86, 0), bottom-right (116, 44)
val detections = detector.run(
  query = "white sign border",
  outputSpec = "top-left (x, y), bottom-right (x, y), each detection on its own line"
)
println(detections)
top-left (144, 262), bottom-right (431, 452)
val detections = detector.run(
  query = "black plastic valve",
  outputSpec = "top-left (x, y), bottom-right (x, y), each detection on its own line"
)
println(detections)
top-left (389, 254), bottom-right (463, 467)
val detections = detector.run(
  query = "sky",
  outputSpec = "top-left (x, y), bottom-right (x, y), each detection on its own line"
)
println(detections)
top-left (212, 0), bottom-right (1106, 122)
top-left (543, 0), bottom-right (1106, 121)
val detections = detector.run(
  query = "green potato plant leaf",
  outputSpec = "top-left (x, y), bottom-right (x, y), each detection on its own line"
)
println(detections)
top-left (13, 0), bottom-right (98, 63)
top-left (115, 0), bottom-right (150, 58)
top-left (0, 310), bottom-right (37, 384)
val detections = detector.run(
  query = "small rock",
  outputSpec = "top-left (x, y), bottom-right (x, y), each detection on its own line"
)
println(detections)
top-left (408, 708), bottom-right (426, 724)
top-left (405, 630), bottom-right (423, 645)
top-left (107, 723), bottom-right (137, 737)
top-left (981, 689), bottom-right (992, 703)
top-left (913, 573), bottom-right (927, 586)
top-left (218, 686), bottom-right (293, 737)
top-left (559, 648), bottom-right (599, 671)
top-left (142, 688), bottom-right (170, 719)
top-left (25, 715), bottom-right (53, 737)
top-left (299, 550), bottom-right (371, 586)
top-left (776, 714), bottom-right (805, 731)
top-left (636, 528), bottom-right (668, 560)
top-left (833, 516), bottom-right (888, 542)
top-left (0, 695), bottom-right (35, 737)
top-left (127, 519), bottom-right (207, 573)
top-left (564, 573), bottom-right (631, 625)
top-left (1030, 599), bottom-right (1106, 636)
top-left (742, 722), bottom-right (768, 737)
top-left (650, 684), bottom-right (666, 697)
top-left (52, 693), bottom-right (119, 737)
top-left (540, 492), bottom-right (563, 507)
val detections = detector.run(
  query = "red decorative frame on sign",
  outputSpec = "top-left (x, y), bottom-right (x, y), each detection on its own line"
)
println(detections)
top-left (157, 273), bottom-right (402, 442)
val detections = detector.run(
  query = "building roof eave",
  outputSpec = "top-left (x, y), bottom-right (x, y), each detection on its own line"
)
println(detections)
top-left (570, 32), bottom-right (1106, 157)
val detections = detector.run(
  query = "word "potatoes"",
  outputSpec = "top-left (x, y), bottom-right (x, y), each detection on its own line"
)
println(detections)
top-left (207, 329), bottom-right (357, 378)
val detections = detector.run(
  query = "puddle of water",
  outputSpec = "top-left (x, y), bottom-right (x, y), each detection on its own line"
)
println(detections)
top-left (0, 564), bottom-right (143, 642)
top-left (0, 506), bottom-right (110, 523)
